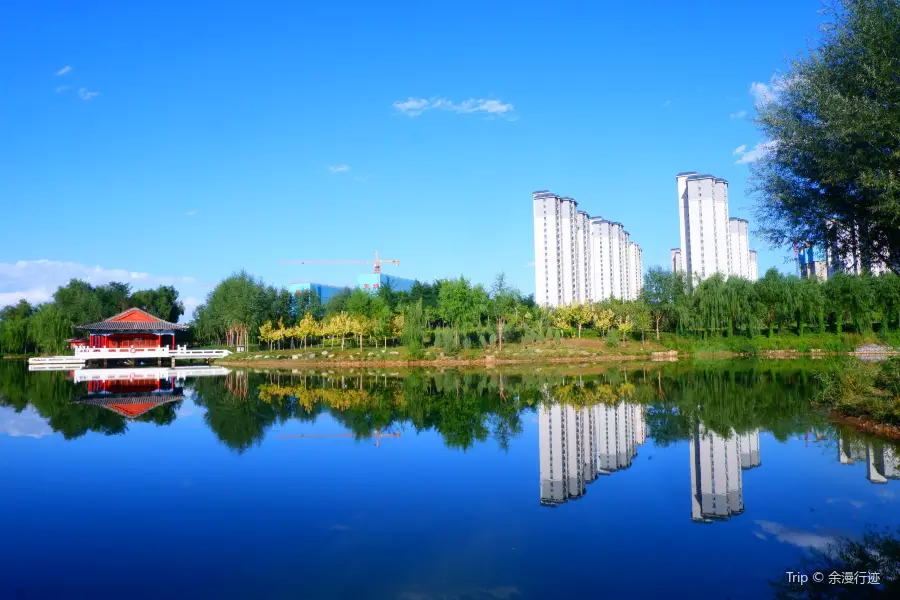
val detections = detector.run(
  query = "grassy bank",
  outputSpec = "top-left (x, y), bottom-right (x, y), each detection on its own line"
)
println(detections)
top-left (817, 357), bottom-right (900, 430)
top-left (214, 330), bottom-right (900, 368)
top-left (217, 337), bottom-right (669, 368)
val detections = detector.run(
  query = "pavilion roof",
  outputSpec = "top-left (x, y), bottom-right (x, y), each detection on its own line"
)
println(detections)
top-left (74, 394), bottom-right (184, 419)
top-left (75, 307), bottom-right (187, 332)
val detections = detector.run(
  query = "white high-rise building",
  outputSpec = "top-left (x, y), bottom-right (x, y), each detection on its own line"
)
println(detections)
top-left (575, 210), bottom-right (592, 303)
top-left (627, 242), bottom-right (643, 300)
top-left (533, 191), bottom-right (642, 307)
top-left (689, 424), bottom-right (744, 522)
top-left (671, 248), bottom-right (683, 274)
top-left (677, 173), bottom-right (732, 282)
top-left (533, 191), bottom-right (565, 307)
top-left (728, 218), bottom-right (752, 279)
top-left (589, 219), bottom-right (633, 302)
top-left (559, 197), bottom-right (578, 305)
top-left (749, 250), bottom-right (759, 280)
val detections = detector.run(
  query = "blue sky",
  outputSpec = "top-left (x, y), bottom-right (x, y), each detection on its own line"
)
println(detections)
top-left (0, 0), bottom-right (825, 316)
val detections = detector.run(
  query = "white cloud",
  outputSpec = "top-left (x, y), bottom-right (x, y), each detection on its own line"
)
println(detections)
top-left (0, 406), bottom-right (54, 438)
top-left (55, 85), bottom-right (69, 93)
top-left (353, 175), bottom-right (369, 183)
top-left (186, 210), bottom-right (197, 216)
top-left (392, 97), bottom-right (431, 116)
top-left (328, 164), bottom-right (350, 173)
top-left (730, 110), bottom-right (747, 119)
top-left (734, 140), bottom-right (777, 164)
top-left (732, 144), bottom-right (747, 156)
top-left (392, 96), bottom-right (515, 119)
top-left (749, 73), bottom-right (796, 106)
top-left (662, 99), bottom-right (673, 108)
top-left (0, 260), bottom-right (197, 310)
top-left (55, 65), bottom-right (71, 76)
top-left (77, 87), bottom-right (99, 101)
top-left (755, 520), bottom-right (836, 551)
top-left (750, 81), bottom-right (773, 104)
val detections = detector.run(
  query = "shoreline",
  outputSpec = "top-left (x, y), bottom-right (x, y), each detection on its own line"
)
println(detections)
top-left (215, 349), bottom-right (900, 370)
top-left (827, 411), bottom-right (900, 441)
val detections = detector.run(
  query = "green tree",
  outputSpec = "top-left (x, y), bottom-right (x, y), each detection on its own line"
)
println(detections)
top-left (53, 279), bottom-right (102, 325)
top-left (402, 300), bottom-right (427, 358)
top-left (489, 273), bottom-right (519, 351)
top-left (0, 299), bottom-right (34, 354)
top-left (438, 277), bottom-right (476, 346)
top-left (293, 289), bottom-right (323, 320)
top-left (128, 285), bottom-right (184, 323)
top-left (753, 0), bottom-right (900, 274)
top-left (96, 282), bottom-right (131, 317)
top-left (641, 267), bottom-right (677, 341)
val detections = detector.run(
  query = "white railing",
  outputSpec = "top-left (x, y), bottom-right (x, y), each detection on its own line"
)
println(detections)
top-left (72, 345), bottom-right (231, 358)
top-left (74, 365), bottom-right (230, 382)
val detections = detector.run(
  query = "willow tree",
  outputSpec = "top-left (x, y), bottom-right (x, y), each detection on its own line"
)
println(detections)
top-left (752, 0), bottom-right (900, 274)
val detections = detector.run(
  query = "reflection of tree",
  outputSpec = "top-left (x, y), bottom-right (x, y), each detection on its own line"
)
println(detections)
top-left (0, 360), bottom-right (127, 439)
top-left (191, 373), bottom-right (294, 453)
top-left (772, 528), bottom-right (899, 599)
top-left (0, 360), bottom-right (868, 453)
top-left (134, 401), bottom-right (182, 427)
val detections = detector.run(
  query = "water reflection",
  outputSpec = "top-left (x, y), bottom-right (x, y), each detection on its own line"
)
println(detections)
top-left (538, 402), bottom-right (647, 506)
top-left (690, 424), bottom-right (750, 522)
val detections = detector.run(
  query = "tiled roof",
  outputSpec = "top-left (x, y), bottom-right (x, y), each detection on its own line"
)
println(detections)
top-left (75, 307), bottom-right (187, 331)
top-left (74, 394), bottom-right (184, 419)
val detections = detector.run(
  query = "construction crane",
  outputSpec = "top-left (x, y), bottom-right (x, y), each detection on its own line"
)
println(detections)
top-left (279, 250), bottom-right (400, 274)
top-left (277, 428), bottom-right (401, 447)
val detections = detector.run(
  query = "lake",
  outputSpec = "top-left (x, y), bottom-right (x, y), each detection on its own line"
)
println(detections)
top-left (1, 360), bottom-right (897, 599)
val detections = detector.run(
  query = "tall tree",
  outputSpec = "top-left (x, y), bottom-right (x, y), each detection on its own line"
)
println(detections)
top-left (438, 277), bottom-right (476, 346)
top-left (128, 285), bottom-right (184, 323)
top-left (752, 0), bottom-right (900, 273)
top-left (641, 267), bottom-right (677, 341)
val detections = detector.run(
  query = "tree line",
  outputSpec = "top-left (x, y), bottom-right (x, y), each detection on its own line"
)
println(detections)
top-left (0, 280), bottom-right (184, 355)
top-left (640, 267), bottom-right (900, 341)
top-left (192, 271), bottom-right (540, 357)
top-left (4, 266), bottom-right (900, 356)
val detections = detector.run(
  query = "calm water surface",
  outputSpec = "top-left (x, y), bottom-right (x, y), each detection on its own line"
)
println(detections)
top-left (1, 360), bottom-right (898, 599)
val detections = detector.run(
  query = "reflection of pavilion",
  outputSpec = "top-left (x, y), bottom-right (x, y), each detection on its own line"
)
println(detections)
top-left (73, 373), bottom-right (185, 419)
top-left (539, 401), bottom-right (647, 507)
top-left (690, 427), bottom-right (761, 523)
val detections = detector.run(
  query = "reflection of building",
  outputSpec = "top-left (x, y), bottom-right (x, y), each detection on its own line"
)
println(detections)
top-left (539, 400), bottom-right (647, 506)
top-left (690, 424), bottom-right (745, 522)
top-left (837, 435), bottom-right (866, 465)
top-left (739, 430), bottom-right (761, 469)
top-left (835, 433), bottom-right (900, 485)
top-left (74, 374), bottom-right (184, 419)
top-left (867, 444), bottom-right (900, 484)
top-left (539, 404), bottom-right (584, 505)
top-left (595, 403), bottom-right (646, 473)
